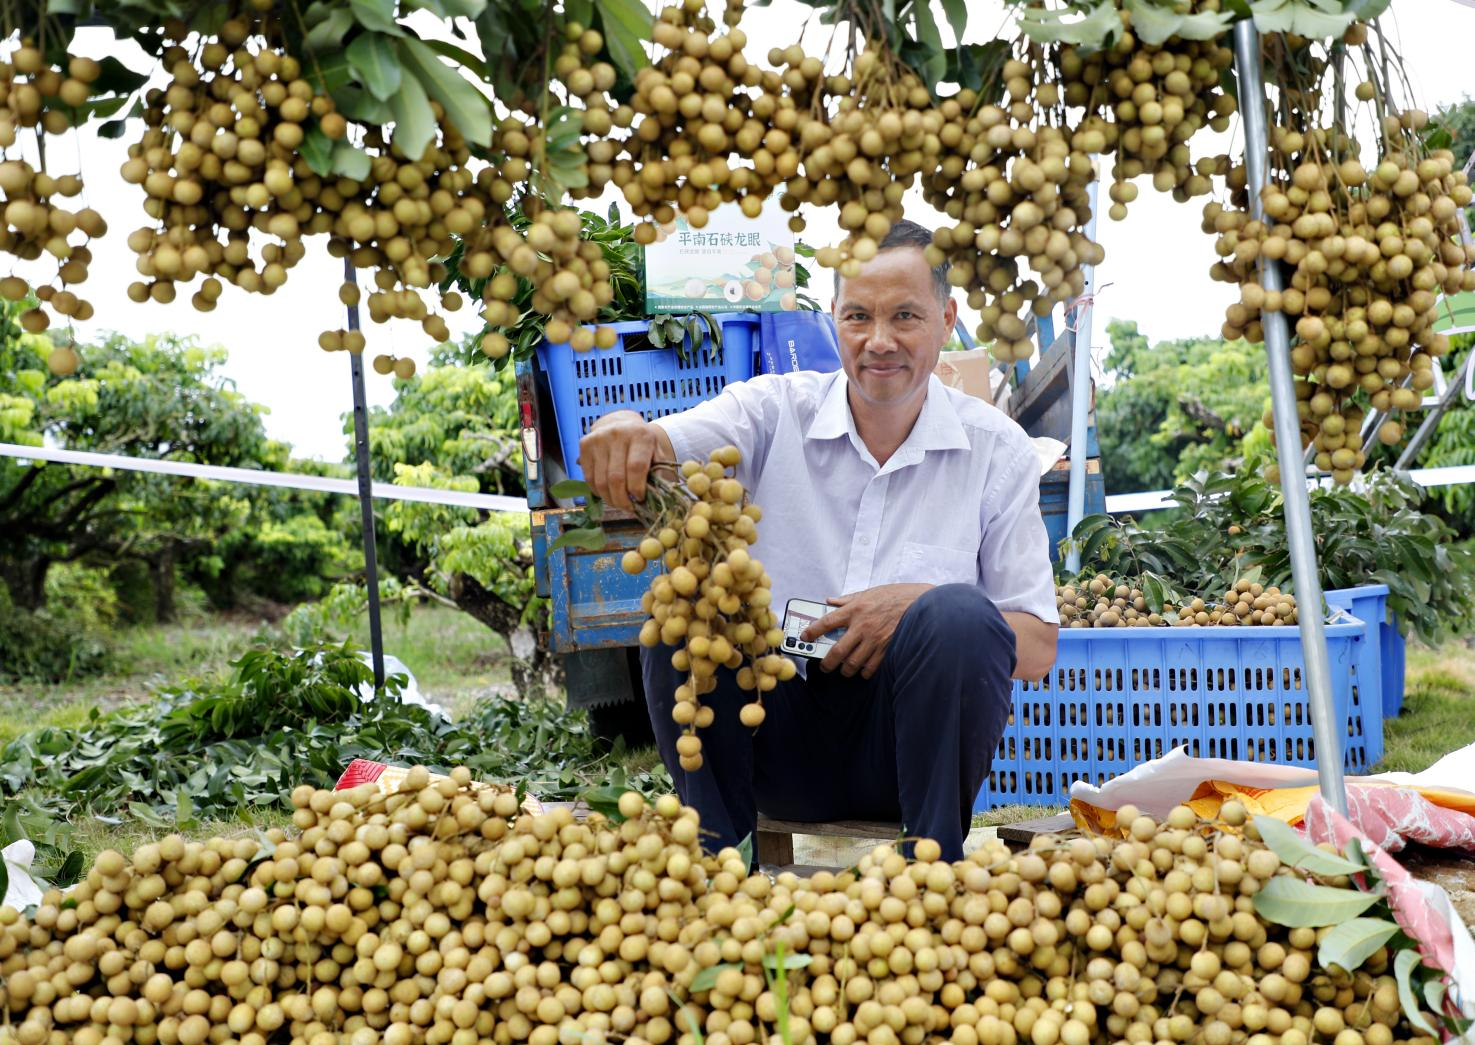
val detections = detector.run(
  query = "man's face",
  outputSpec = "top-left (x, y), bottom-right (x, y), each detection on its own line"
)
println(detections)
top-left (832, 247), bottom-right (958, 411)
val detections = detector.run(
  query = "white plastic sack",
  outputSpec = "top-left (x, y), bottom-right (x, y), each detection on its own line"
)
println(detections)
top-left (1031, 437), bottom-right (1068, 478)
top-left (353, 652), bottom-right (449, 720)
top-left (3, 840), bottom-right (45, 910)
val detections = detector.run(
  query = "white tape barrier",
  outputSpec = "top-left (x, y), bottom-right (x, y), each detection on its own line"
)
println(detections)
top-left (5, 441), bottom-right (1472, 519)
top-left (0, 442), bottom-right (528, 515)
top-left (1104, 464), bottom-right (1475, 514)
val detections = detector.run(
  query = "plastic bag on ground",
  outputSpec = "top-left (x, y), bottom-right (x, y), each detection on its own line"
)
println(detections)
top-left (2, 840), bottom-right (45, 910)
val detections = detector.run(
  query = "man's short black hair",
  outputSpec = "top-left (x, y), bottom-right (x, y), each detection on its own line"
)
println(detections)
top-left (833, 219), bottom-right (950, 304)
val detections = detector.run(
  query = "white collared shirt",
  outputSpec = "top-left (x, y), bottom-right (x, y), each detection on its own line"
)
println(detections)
top-left (654, 370), bottom-right (1057, 630)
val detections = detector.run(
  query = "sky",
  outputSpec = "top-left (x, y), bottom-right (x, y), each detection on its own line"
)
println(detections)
top-left (31, 0), bottom-right (1475, 461)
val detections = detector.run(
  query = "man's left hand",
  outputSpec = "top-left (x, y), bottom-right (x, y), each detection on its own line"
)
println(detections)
top-left (801, 583), bottom-right (933, 679)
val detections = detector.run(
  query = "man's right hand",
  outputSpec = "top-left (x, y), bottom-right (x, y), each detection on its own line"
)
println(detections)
top-left (577, 410), bottom-right (675, 511)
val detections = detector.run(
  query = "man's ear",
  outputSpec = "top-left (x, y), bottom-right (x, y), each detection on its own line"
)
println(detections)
top-left (942, 297), bottom-right (958, 336)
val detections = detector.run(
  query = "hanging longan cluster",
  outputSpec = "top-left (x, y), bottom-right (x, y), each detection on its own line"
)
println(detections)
top-left (628, 445), bottom-right (794, 770)
top-left (788, 40), bottom-right (942, 280)
top-left (0, 45), bottom-right (107, 334)
top-left (461, 25), bottom-right (629, 359)
top-left (1058, 575), bottom-right (1299, 628)
top-left (1, 784), bottom-right (1451, 1045)
top-left (614, 0), bottom-right (773, 240)
top-left (911, 51), bottom-right (1102, 363)
top-left (1206, 96), bottom-right (1475, 482)
top-left (1057, 21), bottom-right (1237, 221)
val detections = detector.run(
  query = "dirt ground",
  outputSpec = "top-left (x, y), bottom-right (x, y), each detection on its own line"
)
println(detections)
top-left (1399, 845), bottom-right (1475, 930)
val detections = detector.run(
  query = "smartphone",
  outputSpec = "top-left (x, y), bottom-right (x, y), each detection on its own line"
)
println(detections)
top-left (781, 598), bottom-right (846, 660)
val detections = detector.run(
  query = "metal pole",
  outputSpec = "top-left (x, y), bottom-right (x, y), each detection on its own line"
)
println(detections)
top-left (1065, 175), bottom-right (1100, 573)
top-left (345, 259), bottom-right (386, 690)
top-left (1232, 21), bottom-right (1348, 814)
top-left (1394, 349), bottom-right (1474, 470)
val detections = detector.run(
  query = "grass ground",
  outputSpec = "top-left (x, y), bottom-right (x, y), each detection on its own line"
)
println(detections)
top-left (1375, 634), bottom-right (1475, 774)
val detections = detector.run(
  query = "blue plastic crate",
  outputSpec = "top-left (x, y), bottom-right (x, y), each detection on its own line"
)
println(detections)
top-left (537, 315), bottom-right (759, 482)
top-left (1324, 583), bottom-right (1404, 719)
top-left (1324, 584), bottom-right (1394, 755)
top-left (974, 617), bottom-right (1376, 811)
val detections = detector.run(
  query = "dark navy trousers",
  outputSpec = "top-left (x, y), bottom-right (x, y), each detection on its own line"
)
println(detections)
top-left (640, 584), bottom-right (1018, 861)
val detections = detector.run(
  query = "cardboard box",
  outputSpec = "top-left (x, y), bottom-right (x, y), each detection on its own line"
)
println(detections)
top-left (934, 348), bottom-right (1004, 407)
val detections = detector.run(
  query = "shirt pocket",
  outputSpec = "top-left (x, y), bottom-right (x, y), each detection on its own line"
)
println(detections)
top-left (896, 542), bottom-right (977, 587)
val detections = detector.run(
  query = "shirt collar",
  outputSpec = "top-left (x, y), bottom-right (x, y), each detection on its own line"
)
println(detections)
top-left (805, 371), bottom-right (971, 454)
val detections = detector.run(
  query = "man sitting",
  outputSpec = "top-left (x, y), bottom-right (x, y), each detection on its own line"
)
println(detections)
top-left (578, 219), bottom-right (1058, 860)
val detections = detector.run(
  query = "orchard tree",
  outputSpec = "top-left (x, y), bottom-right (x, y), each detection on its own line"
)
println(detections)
top-left (1095, 319), bottom-right (1271, 495)
top-left (354, 347), bottom-right (554, 695)
top-left (0, 314), bottom-right (354, 619)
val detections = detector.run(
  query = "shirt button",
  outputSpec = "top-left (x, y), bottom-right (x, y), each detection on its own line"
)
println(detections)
top-left (859, 536), bottom-right (871, 546)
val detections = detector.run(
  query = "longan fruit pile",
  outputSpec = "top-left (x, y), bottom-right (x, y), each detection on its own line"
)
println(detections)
top-left (0, 44), bottom-right (107, 334)
top-left (1058, 575), bottom-right (1298, 628)
top-left (1, 780), bottom-right (1447, 1045)
top-left (628, 446), bottom-right (794, 769)
top-left (1206, 97), bottom-right (1475, 482)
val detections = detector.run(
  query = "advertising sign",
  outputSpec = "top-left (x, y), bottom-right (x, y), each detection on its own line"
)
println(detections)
top-left (643, 203), bottom-right (799, 314)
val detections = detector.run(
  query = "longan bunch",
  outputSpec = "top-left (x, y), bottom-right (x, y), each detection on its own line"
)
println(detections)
top-left (790, 40), bottom-right (942, 279)
top-left (1205, 83), bottom-right (1475, 481)
top-left (467, 205), bottom-right (622, 356)
top-left (616, 0), bottom-right (772, 241)
top-left (0, 779), bottom-right (1452, 1045)
top-left (114, 11), bottom-right (494, 363)
top-left (1057, 24), bottom-right (1237, 220)
top-left (914, 52), bottom-right (1103, 362)
top-left (1058, 575), bottom-right (1299, 627)
top-left (629, 445), bottom-right (793, 770)
top-left (0, 45), bottom-right (107, 334)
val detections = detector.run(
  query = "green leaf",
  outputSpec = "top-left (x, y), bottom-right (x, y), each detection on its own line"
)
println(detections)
top-left (1174, 8), bottom-right (1235, 39)
top-left (1423, 977), bottom-right (1446, 1015)
top-left (388, 71), bottom-right (437, 161)
top-left (398, 37), bottom-right (492, 147)
top-left (904, 0), bottom-right (946, 90)
top-left (1248, 0), bottom-right (1296, 33)
top-left (423, 38), bottom-right (490, 80)
top-left (549, 526), bottom-right (608, 552)
top-left (55, 849), bottom-right (84, 887)
top-left (596, 0), bottom-right (652, 81)
top-left (411, 0), bottom-right (487, 14)
top-left (1252, 816), bottom-right (1368, 876)
top-left (762, 951), bottom-right (814, 972)
top-left (330, 84), bottom-right (393, 124)
top-left (1394, 949), bottom-right (1439, 1036)
top-left (175, 789), bottom-right (195, 827)
top-left (0, 856), bottom-right (8, 906)
top-left (737, 832), bottom-right (754, 870)
top-left (1318, 918), bottom-right (1400, 972)
top-left (1124, 0), bottom-right (1185, 46)
top-left (1294, 10), bottom-right (1353, 37)
top-left (347, 31), bottom-right (402, 102)
top-left (550, 479), bottom-right (592, 500)
top-left (647, 321), bottom-right (666, 349)
top-left (938, 0), bottom-right (968, 41)
top-left (308, 8), bottom-right (357, 51)
top-left (1016, 0), bottom-right (1122, 48)
top-left (691, 962), bottom-right (742, 993)
top-left (349, 0), bottom-right (402, 34)
top-left (299, 124), bottom-right (334, 177)
top-left (1251, 876), bottom-right (1381, 927)
top-left (331, 141), bottom-right (373, 181)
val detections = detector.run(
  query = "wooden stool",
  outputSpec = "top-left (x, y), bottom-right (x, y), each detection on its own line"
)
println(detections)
top-left (997, 812), bottom-right (1077, 850)
top-left (755, 817), bottom-right (901, 871)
